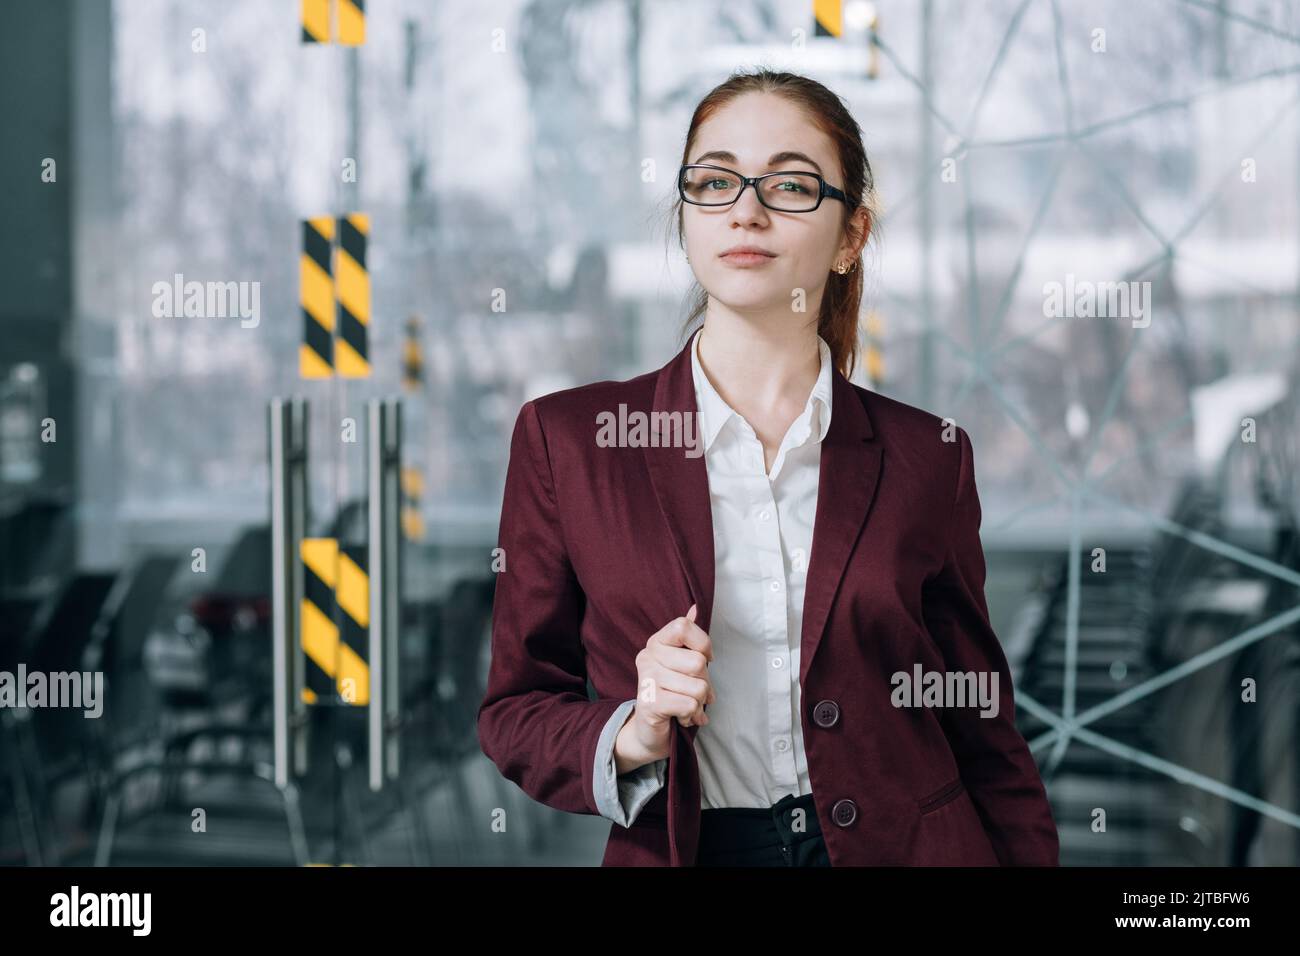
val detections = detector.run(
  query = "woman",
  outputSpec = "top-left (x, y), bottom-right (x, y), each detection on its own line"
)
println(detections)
top-left (478, 69), bottom-right (1059, 867)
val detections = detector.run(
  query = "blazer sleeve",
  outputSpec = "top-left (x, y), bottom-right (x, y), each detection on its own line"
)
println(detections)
top-left (476, 399), bottom-right (629, 816)
top-left (593, 698), bottom-right (668, 826)
top-left (921, 426), bottom-right (1060, 866)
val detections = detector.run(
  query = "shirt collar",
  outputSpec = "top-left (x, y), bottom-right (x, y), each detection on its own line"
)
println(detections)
top-left (689, 326), bottom-right (834, 456)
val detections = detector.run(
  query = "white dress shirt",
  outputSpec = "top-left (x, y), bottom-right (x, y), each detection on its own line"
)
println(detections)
top-left (593, 327), bottom-right (833, 823)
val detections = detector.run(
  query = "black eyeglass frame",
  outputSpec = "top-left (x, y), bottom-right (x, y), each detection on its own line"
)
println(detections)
top-left (677, 163), bottom-right (849, 212)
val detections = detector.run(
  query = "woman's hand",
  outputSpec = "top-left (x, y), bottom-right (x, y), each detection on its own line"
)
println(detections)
top-left (613, 604), bottom-right (715, 773)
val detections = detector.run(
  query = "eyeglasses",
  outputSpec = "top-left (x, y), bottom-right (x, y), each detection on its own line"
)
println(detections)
top-left (678, 163), bottom-right (848, 213)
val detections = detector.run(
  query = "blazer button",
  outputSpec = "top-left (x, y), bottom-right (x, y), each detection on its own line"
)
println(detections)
top-left (812, 699), bottom-right (840, 728)
top-left (831, 798), bottom-right (858, 827)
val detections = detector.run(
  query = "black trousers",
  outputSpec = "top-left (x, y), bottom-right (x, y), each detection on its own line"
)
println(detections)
top-left (696, 792), bottom-right (831, 866)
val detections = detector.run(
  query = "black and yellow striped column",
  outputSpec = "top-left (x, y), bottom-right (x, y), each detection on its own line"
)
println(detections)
top-left (300, 538), bottom-right (370, 706)
top-left (335, 544), bottom-right (370, 705)
top-left (813, 0), bottom-right (842, 37)
top-left (300, 217), bottom-right (335, 378)
top-left (401, 466), bottom-right (425, 542)
top-left (337, 0), bottom-right (366, 46)
top-left (334, 213), bottom-right (370, 378)
top-left (402, 316), bottom-right (423, 392)
top-left (301, 0), bottom-right (331, 43)
top-left (301, 0), bottom-right (365, 45)
top-left (301, 538), bottom-right (338, 703)
top-left (400, 317), bottom-right (425, 542)
top-left (866, 8), bottom-right (881, 79)
top-left (864, 308), bottom-right (885, 389)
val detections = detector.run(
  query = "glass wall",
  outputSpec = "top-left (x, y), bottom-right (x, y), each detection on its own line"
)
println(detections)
top-left (2, 0), bottom-right (1298, 868)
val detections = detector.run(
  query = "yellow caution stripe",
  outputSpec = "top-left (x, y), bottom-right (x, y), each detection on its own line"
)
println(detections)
top-left (300, 537), bottom-right (369, 705)
top-left (335, 213), bottom-right (370, 378)
top-left (301, 0), bottom-right (331, 44)
top-left (301, 537), bottom-right (339, 701)
top-left (337, 0), bottom-right (366, 46)
top-left (864, 309), bottom-right (885, 387)
top-left (813, 0), bottom-right (842, 37)
top-left (300, 218), bottom-right (335, 378)
top-left (401, 465), bottom-right (425, 542)
top-left (336, 545), bottom-right (370, 706)
top-left (402, 316), bottom-right (424, 392)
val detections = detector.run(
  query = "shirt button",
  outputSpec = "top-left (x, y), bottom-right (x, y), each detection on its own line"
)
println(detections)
top-left (772, 656), bottom-right (783, 668)
top-left (775, 739), bottom-right (789, 752)
top-left (758, 510), bottom-right (770, 521)
top-left (769, 580), bottom-right (781, 592)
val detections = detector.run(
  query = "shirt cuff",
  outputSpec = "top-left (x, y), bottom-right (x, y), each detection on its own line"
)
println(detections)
top-left (592, 698), bottom-right (668, 827)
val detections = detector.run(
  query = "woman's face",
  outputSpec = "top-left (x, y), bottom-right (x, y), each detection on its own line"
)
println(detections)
top-left (681, 92), bottom-right (859, 318)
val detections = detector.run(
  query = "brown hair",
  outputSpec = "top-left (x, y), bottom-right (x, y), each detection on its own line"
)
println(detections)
top-left (670, 68), bottom-right (881, 380)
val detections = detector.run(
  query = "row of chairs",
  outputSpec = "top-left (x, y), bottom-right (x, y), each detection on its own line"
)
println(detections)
top-left (0, 496), bottom-right (546, 866)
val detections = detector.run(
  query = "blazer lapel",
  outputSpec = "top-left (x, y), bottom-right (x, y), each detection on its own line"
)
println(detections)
top-left (643, 335), bottom-right (716, 635)
top-left (642, 334), bottom-right (712, 867)
top-left (799, 368), bottom-right (882, 689)
top-left (641, 334), bottom-right (884, 866)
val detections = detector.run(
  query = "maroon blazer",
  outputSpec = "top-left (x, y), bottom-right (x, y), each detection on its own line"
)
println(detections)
top-left (477, 334), bottom-right (1060, 866)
